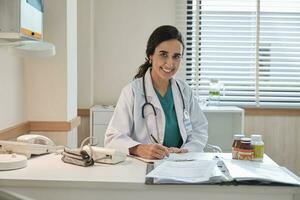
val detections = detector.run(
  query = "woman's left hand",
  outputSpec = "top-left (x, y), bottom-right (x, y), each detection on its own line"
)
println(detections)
top-left (168, 147), bottom-right (188, 154)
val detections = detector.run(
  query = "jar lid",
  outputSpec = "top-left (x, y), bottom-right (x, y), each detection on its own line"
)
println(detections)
top-left (251, 134), bottom-right (262, 141)
top-left (241, 137), bottom-right (251, 142)
top-left (210, 78), bottom-right (219, 83)
top-left (233, 134), bottom-right (244, 140)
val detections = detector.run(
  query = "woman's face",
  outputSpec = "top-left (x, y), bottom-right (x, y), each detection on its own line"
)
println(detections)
top-left (150, 39), bottom-right (183, 82)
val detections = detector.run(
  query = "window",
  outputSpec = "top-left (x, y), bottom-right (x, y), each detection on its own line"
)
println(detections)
top-left (176, 0), bottom-right (300, 108)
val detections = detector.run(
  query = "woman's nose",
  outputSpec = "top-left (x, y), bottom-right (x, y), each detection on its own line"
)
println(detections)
top-left (165, 57), bottom-right (174, 67)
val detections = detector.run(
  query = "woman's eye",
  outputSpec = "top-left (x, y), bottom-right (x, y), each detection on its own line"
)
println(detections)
top-left (174, 54), bottom-right (182, 60)
top-left (160, 53), bottom-right (168, 58)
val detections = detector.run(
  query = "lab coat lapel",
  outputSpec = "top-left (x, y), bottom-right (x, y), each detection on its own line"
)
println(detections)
top-left (171, 78), bottom-right (187, 144)
top-left (143, 69), bottom-right (165, 144)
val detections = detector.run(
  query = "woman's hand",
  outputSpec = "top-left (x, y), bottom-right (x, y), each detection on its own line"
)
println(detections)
top-left (129, 144), bottom-right (169, 159)
top-left (167, 147), bottom-right (188, 154)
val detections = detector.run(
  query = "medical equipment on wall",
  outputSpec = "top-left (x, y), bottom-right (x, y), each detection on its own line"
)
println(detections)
top-left (0, 0), bottom-right (44, 41)
top-left (0, 134), bottom-right (60, 158)
top-left (0, 0), bottom-right (56, 56)
top-left (142, 74), bottom-right (191, 144)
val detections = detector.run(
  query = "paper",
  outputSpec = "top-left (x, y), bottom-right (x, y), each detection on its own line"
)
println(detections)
top-left (128, 153), bottom-right (198, 163)
top-left (130, 152), bottom-right (218, 163)
top-left (145, 153), bottom-right (300, 185)
top-left (146, 160), bottom-right (218, 183)
top-left (223, 159), bottom-right (300, 185)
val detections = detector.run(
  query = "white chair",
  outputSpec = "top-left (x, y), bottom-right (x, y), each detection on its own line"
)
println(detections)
top-left (204, 144), bottom-right (223, 153)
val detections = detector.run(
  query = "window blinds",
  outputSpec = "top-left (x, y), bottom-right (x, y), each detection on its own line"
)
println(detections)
top-left (176, 0), bottom-right (300, 108)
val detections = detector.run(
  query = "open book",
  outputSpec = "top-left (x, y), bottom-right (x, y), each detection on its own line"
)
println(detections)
top-left (145, 155), bottom-right (300, 186)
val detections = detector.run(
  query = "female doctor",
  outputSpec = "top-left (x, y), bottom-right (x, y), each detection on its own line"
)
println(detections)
top-left (104, 25), bottom-right (208, 159)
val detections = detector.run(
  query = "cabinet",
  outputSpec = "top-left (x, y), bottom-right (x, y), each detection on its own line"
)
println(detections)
top-left (90, 105), bottom-right (114, 146)
top-left (90, 105), bottom-right (244, 151)
top-left (201, 106), bottom-right (244, 152)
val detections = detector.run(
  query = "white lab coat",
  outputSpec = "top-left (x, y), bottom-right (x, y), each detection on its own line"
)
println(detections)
top-left (104, 69), bottom-right (208, 154)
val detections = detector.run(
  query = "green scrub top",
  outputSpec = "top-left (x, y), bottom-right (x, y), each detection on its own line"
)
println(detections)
top-left (155, 83), bottom-right (183, 148)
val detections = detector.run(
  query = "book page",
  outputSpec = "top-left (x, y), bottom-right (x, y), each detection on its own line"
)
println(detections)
top-left (146, 160), bottom-right (218, 183)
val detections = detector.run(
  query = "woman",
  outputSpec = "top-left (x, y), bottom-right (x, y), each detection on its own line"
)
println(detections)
top-left (104, 25), bottom-right (208, 159)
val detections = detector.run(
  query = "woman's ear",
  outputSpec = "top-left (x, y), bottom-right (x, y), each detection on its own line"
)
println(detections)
top-left (149, 55), bottom-right (153, 64)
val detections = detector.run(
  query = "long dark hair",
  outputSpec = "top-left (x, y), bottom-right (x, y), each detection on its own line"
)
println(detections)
top-left (134, 25), bottom-right (185, 79)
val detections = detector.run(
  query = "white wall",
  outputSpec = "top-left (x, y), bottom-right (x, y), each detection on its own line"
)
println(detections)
top-left (67, 0), bottom-right (78, 120)
top-left (25, 0), bottom-right (77, 121)
top-left (77, 0), bottom-right (94, 108)
top-left (94, 0), bottom-right (175, 105)
top-left (78, 0), bottom-right (176, 107)
top-left (25, 0), bottom-right (67, 121)
top-left (0, 48), bottom-right (26, 130)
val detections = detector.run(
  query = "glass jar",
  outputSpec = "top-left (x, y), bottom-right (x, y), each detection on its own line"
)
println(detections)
top-left (232, 134), bottom-right (244, 159)
top-left (208, 79), bottom-right (221, 106)
top-left (238, 138), bottom-right (254, 160)
top-left (251, 134), bottom-right (264, 161)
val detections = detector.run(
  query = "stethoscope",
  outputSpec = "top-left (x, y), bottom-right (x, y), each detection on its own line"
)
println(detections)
top-left (142, 74), bottom-right (187, 144)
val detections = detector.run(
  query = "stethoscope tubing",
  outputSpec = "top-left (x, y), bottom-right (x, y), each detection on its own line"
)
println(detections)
top-left (141, 74), bottom-right (185, 144)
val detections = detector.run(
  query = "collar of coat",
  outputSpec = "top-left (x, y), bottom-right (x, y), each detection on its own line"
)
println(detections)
top-left (133, 68), bottom-right (186, 109)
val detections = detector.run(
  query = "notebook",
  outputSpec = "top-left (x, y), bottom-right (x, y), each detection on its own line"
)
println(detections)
top-left (145, 155), bottom-right (300, 186)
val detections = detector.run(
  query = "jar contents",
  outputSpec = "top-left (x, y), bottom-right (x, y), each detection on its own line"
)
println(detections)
top-left (238, 138), bottom-right (253, 160)
top-left (251, 134), bottom-right (264, 161)
top-left (208, 79), bottom-right (222, 106)
top-left (232, 134), bottom-right (244, 159)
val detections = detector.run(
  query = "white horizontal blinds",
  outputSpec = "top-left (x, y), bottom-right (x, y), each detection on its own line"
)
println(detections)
top-left (176, 0), bottom-right (300, 108)
top-left (177, 0), bottom-right (258, 106)
top-left (175, 0), bottom-right (200, 96)
top-left (259, 0), bottom-right (300, 107)
top-left (198, 0), bottom-right (258, 106)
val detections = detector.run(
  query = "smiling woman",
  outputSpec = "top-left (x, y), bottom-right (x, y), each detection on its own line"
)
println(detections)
top-left (150, 39), bottom-right (183, 96)
top-left (104, 25), bottom-right (208, 160)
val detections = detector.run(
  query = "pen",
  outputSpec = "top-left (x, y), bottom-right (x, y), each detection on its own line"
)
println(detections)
top-left (151, 134), bottom-right (159, 144)
top-left (172, 159), bottom-right (195, 162)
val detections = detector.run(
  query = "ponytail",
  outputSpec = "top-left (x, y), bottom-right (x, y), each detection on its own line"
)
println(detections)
top-left (134, 59), bottom-right (151, 79)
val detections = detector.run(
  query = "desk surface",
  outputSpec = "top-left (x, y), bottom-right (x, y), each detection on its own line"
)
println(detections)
top-left (201, 106), bottom-right (244, 113)
top-left (0, 153), bottom-right (299, 200)
top-left (0, 153), bottom-right (275, 184)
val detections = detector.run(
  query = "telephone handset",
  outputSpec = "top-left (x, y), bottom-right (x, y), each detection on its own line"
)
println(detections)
top-left (16, 134), bottom-right (55, 146)
top-left (0, 134), bottom-right (58, 158)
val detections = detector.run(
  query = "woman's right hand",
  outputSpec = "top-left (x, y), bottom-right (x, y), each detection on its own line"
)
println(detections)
top-left (129, 144), bottom-right (169, 159)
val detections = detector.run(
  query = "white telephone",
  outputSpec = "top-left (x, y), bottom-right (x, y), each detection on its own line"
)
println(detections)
top-left (17, 134), bottom-right (55, 146)
top-left (0, 134), bottom-right (58, 158)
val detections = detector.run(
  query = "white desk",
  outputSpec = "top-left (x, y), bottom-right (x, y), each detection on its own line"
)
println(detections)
top-left (0, 153), bottom-right (299, 200)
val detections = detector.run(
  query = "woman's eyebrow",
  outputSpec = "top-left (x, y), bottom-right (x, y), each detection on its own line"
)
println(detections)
top-left (158, 50), bottom-right (181, 56)
top-left (159, 50), bottom-right (168, 54)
